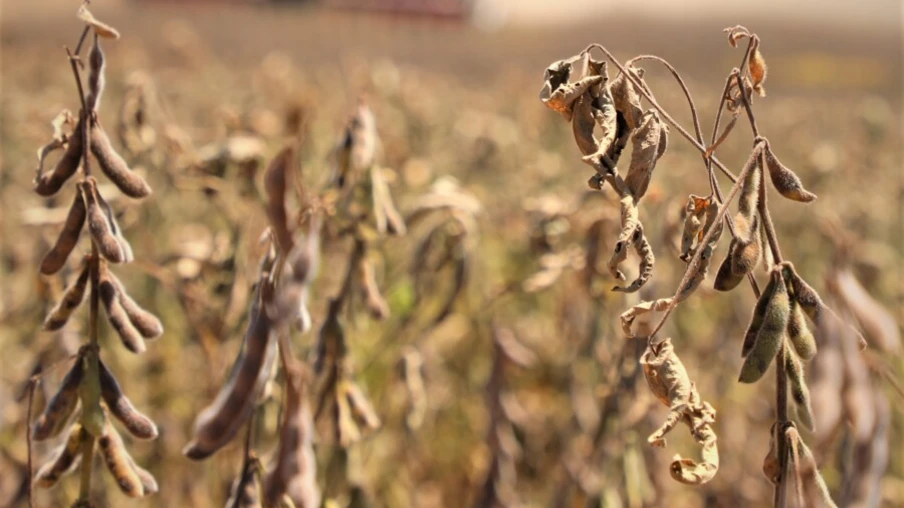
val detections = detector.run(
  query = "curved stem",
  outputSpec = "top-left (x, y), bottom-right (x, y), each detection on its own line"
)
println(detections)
top-left (583, 43), bottom-right (738, 184)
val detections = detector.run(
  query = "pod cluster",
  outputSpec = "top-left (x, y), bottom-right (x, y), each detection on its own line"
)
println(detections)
top-left (32, 8), bottom-right (162, 501)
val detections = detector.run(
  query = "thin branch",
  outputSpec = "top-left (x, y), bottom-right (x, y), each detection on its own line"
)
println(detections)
top-left (583, 43), bottom-right (738, 184)
top-left (26, 377), bottom-right (38, 508)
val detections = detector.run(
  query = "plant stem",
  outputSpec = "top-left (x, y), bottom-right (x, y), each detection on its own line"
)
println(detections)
top-left (732, 34), bottom-right (790, 508)
top-left (26, 378), bottom-right (38, 508)
top-left (68, 29), bottom-right (101, 505)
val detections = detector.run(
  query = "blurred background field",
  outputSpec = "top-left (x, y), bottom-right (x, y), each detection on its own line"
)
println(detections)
top-left (1, 0), bottom-right (902, 507)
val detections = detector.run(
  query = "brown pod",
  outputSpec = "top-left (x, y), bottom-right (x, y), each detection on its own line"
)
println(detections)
top-left (129, 457), bottom-right (158, 496)
top-left (98, 359), bottom-right (158, 439)
top-left (80, 178), bottom-right (126, 263)
top-left (183, 298), bottom-right (277, 460)
top-left (40, 190), bottom-right (87, 275)
top-left (264, 145), bottom-right (296, 253)
top-left (739, 268), bottom-right (791, 383)
top-left (34, 119), bottom-right (83, 197)
top-left (229, 463), bottom-right (263, 508)
top-left (731, 217), bottom-right (761, 276)
top-left (44, 257), bottom-right (91, 330)
top-left (90, 121), bottom-right (152, 199)
top-left (763, 143), bottom-right (816, 203)
top-left (35, 423), bottom-right (85, 488)
top-left (99, 268), bottom-right (147, 354)
top-left (97, 183), bottom-right (135, 262)
top-left (262, 369), bottom-right (320, 508)
top-left (787, 300), bottom-right (817, 361)
top-left (33, 357), bottom-right (84, 441)
top-left (714, 240), bottom-right (744, 292)
top-left (98, 424), bottom-right (145, 498)
top-left (106, 270), bottom-right (163, 339)
top-left (86, 34), bottom-right (105, 113)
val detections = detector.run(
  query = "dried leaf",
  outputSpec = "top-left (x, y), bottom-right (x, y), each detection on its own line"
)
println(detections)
top-left (77, 4), bottom-right (121, 39)
top-left (641, 339), bottom-right (719, 485)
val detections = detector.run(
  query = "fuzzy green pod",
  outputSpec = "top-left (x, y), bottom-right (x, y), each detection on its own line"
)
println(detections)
top-left (787, 298), bottom-right (817, 361)
top-left (785, 346), bottom-right (815, 431)
top-left (763, 142), bottom-right (817, 203)
top-left (739, 268), bottom-right (790, 383)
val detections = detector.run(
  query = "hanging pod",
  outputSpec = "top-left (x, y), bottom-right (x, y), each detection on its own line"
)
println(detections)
top-left (785, 346), bottom-right (815, 431)
top-left (35, 423), bottom-right (85, 488)
top-left (739, 266), bottom-right (791, 383)
top-left (34, 118), bottom-right (84, 197)
top-left (762, 140), bottom-right (817, 203)
top-left (40, 189), bottom-right (87, 275)
top-left (43, 256), bottom-right (91, 330)
top-left (32, 356), bottom-right (84, 441)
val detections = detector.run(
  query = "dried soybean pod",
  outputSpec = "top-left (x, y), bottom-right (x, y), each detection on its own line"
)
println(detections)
top-left (98, 424), bottom-right (145, 498)
top-left (44, 257), bottom-right (91, 330)
top-left (90, 120), bottom-right (152, 199)
top-left (86, 34), bottom-right (105, 113)
top-left (98, 359), bottom-right (158, 439)
top-left (99, 268), bottom-right (147, 354)
top-left (40, 189), bottom-right (87, 275)
top-left (714, 240), bottom-right (744, 292)
top-left (81, 178), bottom-right (125, 263)
top-left (787, 299), bottom-right (817, 360)
top-left (262, 369), bottom-right (321, 508)
top-left (35, 119), bottom-right (84, 197)
top-left (749, 45), bottom-right (768, 96)
top-left (344, 381), bottom-right (381, 431)
top-left (783, 261), bottom-right (867, 349)
top-left (739, 268), bottom-right (791, 383)
top-left (228, 463), bottom-right (263, 508)
top-left (97, 194), bottom-right (134, 263)
top-left (264, 145), bottom-right (296, 253)
top-left (35, 423), bottom-right (84, 488)
top-left (785, 347), bottom-right (815, 431)
top-left (763, 142), bottom-right (816, 203)
top-left (33, 358), bottom-right (84, 440)
top-left (731, 217), bottom-right (761, 276)
top-left (183, 297), bottom-right (277, 460)
top-left (129, 457), bottom-right (158, 496)
top-left (106, 270), bottom-right (163, 339)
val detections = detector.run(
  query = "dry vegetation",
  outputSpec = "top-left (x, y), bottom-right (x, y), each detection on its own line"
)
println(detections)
top-left (0, 2), bottom-right (902, 508)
